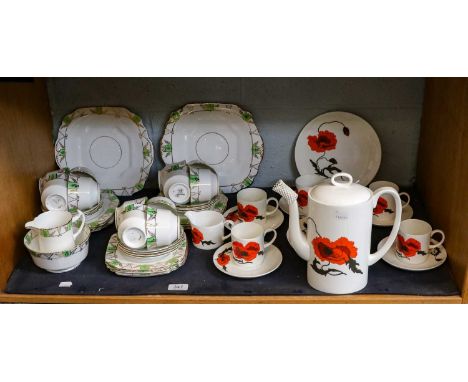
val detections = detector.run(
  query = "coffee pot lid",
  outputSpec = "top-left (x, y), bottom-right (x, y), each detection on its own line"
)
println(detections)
top-left (309, 173), bottom-right (372, 206)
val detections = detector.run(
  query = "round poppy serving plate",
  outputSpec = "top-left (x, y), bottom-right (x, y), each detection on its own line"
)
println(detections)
top-left (378, 236), bottom-right (447, 271)
top-left (213, 242), bottom-right (282, 278)
top-left (55, 107), bottom-right (154, 196)
top-left (160, 103), bottom-right (264, 193)
top-left (223, 205), bottom-right (284, 230)
top-left (295, 111), bottom-right (381, 186)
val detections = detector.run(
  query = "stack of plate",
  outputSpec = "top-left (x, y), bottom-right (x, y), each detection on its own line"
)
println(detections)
top-left (105, 227), bottom-right (188, 277)
top-left (173, 193), bottom-right (228, 228)
top-left (83, 190), bottom-right (120, 232)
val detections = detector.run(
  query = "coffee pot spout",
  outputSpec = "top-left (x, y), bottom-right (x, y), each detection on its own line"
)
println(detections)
top-left (273, 180), bottom-right (310, 261)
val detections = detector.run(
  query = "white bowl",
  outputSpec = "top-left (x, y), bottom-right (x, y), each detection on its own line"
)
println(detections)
top-left (24, 226), bottom-right (91, 273)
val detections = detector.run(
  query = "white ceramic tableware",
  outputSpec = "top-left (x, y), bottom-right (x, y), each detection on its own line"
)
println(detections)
top-left (213, 242), bottom-right (282, 278)
top-left (25, 210), bottom-right (85, 252)
top-left (295, 111), bottom-right (381, 186)
top-left (223, 205), bottom-right (284, 231)
top-left (395, 219), bottom-right (445, 265)
top-left (159, 162), bottom-right (191, 205)
top-left (41, 179), bottom-right (68, 211)
top-left (379, 236), bottom-right (447, 271)
top-left (24, 226), bottom-right (91, 273)
top-left (274, 172), bottom-right (402, 294)
top-left (85, 190), bottom-right (119, 232)
top-left (230, 222), bottom-right (277, 269)
top-left (236, 188), bottom-right (279, 225)
top-left (185, 211), bottom-right (234, 250)
top-left (118, 210), bottom-right (147, 249)
top-left (55, 107), bottom-right (154, 196)
top-left (369, 180), bottom-right (410, 215)
top-left (295, 174), bottom-right (325, 215)
top-left (161, 103), bottom-right (264, 194)
top-left (105, 232), bottom-right (188, 277)
top-left (188, 162), bottom-right (219, 204)
top-left (146, 205), bottom-right (180, 249)
top-left (66, 171), bottom-right (100, 212)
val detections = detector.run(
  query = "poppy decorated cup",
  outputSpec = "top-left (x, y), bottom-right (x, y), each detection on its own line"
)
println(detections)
top-left (236, 188), bottom-right (278, 225)
top-left (396, 219), bottom-right (445, 264)
top-left (230, 222), bottom-right (277, 269)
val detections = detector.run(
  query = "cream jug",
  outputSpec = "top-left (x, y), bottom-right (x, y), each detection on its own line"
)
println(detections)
top-left (274, 173), bottom-right (402, 294)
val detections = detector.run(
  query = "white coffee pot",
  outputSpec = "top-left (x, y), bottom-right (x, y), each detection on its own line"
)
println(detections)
top-left (274, 173), bottom-right (402, 294)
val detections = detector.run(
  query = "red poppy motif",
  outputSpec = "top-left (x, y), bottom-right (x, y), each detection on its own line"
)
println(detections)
top-left (225, 211), bottom-right (240, 223)
top-left (232, 241), bottom-right (261, 262)
top-left (397, 234), bottom-right (421, 257)
top-left (312, 237), bottom-right (358, 265)
top-left (297, 189), bottom-right (308, 208)
top-left (191, 227), bottom-right (204, 245)
top-left (307, 130), bottom-right (337, 153)
top-left (216, 252), bottom-right (230, 269)
top-left (373, 197), bottom-right (388, 215)
top-left (237, 203), bottom-right (259, 222)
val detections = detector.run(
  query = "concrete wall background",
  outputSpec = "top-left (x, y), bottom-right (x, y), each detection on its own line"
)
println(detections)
top-left (47, 78), bottom-right (425, 189)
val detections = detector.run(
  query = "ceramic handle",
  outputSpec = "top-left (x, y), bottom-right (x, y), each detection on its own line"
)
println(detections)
top-left (222, 220), bottom-right (235, 240)
top-left (399, 192), bottom-right (411, 209)
top-left (429, 229), bottom-right (445, 249)
top-left (263, 228), bottom-right (277, 249)
top-left (266, 197), bottom-right (279, 216)
top-left (331, 173), bottom-right (353, 187)
top-left (368, 187), bottom-right (402, 266)
top-left (72, 210), bottom-right (85, 241)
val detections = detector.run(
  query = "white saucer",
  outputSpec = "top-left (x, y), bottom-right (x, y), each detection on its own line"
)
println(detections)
top-left (223, 205), bottom-right (284, 230)
top-left (372, 205), bottom-right (414, 227)
top-left (378, 236), bottom-right (447, 271)
top-left (213, 242), bottom-right (282, 278)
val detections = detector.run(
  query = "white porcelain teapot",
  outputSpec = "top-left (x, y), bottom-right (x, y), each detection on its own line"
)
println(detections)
top-left (273, 173), bottom-right (402, 294)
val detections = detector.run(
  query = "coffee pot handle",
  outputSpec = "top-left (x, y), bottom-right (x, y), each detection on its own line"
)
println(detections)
top-left (368, 187), bottom-right (402, 266)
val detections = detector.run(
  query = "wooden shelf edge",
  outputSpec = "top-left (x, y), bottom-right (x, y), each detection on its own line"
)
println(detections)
top-left (0, 293), bottom-right (461, 304)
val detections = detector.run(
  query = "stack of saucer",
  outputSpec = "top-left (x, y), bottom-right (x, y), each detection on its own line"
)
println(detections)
top-left (105, 227), bottom-right (188, 276)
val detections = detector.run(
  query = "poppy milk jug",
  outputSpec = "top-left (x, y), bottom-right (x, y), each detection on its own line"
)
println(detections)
top-left (273, 173), bottom-right (402, 294)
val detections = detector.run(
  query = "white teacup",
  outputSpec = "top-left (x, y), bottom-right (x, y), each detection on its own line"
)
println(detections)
top-left (186, 211), bottom-right (234, 250)
top-left (369, 181), bottom-right (410, 215)
top-left (41, 179), bottom-right (68, 211)
top-left (159, 162), bottom-right (191, 205)
top-left (118, 205), bottom-right (179, 249)
top-left (295, 174), bottom-right (325, 215)
top-left (396, 219), bottom-right (445, 264)
top-left (237, 188), bottom-right (279, 224)
top-left (231, 222), bottom-right (277, 269)
top-left (188, 163), bottom-right (219, 204)
top-left (66, 171), bottom-right (101, 212)
top-left (25, 210), bottom-right (85, 252)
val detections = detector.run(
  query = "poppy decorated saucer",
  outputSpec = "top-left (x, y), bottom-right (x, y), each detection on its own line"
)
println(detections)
top-left (378, 236), bottom-right (447, 271)
top-left (223, 205), bottom-right (284, 230)
top-left (213, 242), bottom-right (282, 278)
top-left (372, 205), bottom-right (413, 227)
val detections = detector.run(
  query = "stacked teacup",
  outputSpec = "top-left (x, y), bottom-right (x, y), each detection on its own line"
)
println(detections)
top-left (158, 161), bottom-right (219, 205)
top-left (106, 196), bottom-right (187, 276)
top-left (39, 168), bottom-right (101, 215)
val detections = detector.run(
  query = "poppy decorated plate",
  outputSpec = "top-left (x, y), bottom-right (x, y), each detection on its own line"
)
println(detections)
top-left (213, 242), bottom-right (282, 278)
top-left (160, 103), bottom-right (264, 194)
top-left (295, 111), bottom-right (381, 186)
top-left (378, 236), bottom-right (447, 271)
top-left (372, 204), bottom-right (414, 227)
top-left (223, 205), bottom-right (284, 230)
